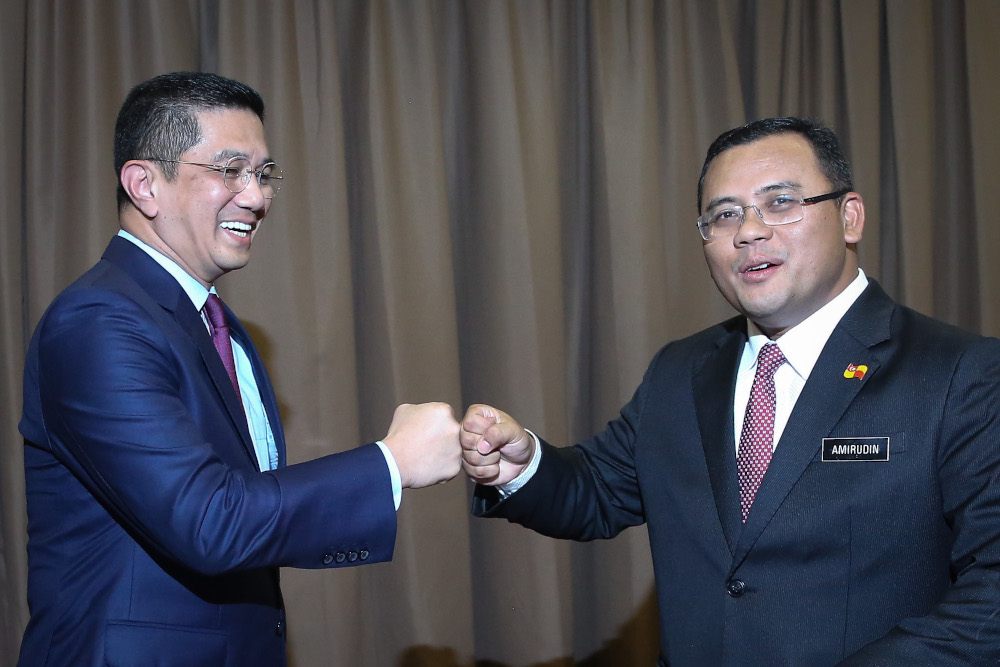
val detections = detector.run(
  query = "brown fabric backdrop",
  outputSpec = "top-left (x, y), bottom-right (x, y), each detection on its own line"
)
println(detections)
top-left (3, 1), bottom-right (999, 664)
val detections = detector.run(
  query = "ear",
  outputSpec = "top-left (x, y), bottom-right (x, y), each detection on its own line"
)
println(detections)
top-left (120, 161), bottom-right (158, 218)
top-left (842, 192), bottom-right (865, 244)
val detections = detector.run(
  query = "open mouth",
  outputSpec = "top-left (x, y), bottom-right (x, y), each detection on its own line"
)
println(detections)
top-left (738, 258), bottom-right (782, 279)
top-left (219, 221), bottom-right (253, 238)
top-left (745, 262), bottom-right (774, 273)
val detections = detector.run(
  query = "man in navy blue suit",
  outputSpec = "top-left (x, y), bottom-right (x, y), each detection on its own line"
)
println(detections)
top-left (19, 71), bottom-right (461, 666)
top-left (462, 118), bottom-right (1000, 664)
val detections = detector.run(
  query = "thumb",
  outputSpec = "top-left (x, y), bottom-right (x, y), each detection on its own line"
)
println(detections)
top-left (478, 418), bottom-right (526, 455)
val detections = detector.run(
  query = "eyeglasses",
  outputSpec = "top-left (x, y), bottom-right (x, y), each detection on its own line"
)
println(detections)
top-left (696, 188), bottom-right (848, 241)
top-left (143, 155), bottom-right (283, 199)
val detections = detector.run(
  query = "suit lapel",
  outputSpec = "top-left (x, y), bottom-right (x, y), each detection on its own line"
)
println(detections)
top-left (693, 319), bottom-right (747, 553)
top-left (731, 282), bottom-right (894, 567)
top-left (175, 301), bottom-right (259, 468)
top-left (102, 237), bottom-right (260, 469)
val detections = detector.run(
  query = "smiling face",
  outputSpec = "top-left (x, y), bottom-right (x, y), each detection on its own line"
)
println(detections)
top-left (700, 133), bottom-right (865, 338)
top-left (124, 108), bottom-right (272, 287)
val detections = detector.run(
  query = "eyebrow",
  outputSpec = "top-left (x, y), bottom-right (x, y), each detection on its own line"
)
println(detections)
top-left (210, 147), bottom-right (274, 165)
top-left (211, 148), bottom-right (246, 161)
top-left (704, 180), bottom-right (805, 210)
top-left (758, 180), bottom-right (803, 195)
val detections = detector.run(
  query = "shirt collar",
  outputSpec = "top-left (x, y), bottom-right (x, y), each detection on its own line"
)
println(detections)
top-left (743, 269), bottom-right (869, 381)
top-left (117, 229), bottom-right (216, 310)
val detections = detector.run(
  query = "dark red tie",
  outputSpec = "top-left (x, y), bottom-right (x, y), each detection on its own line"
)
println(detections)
top-left (203, 293), bottom-right (241, 396)
top-left (736, 342), bottom-right (786, 522)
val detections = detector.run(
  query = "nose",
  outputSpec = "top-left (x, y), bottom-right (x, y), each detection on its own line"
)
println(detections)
top-left (733, 204), bottom-right (771, 245)
top-left (233, 173), bottom-right (267, 212)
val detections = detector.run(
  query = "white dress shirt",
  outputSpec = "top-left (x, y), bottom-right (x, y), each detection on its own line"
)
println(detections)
top-left (734, 269), bottom-right (868, 454)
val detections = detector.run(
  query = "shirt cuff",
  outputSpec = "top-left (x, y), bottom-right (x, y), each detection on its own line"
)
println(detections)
top-left (497, 429), bottom-right (542, 498)
top-left (375, 441), bottom-right (402, 511)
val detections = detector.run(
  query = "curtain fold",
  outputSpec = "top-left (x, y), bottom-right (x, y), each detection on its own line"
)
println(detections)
top-left (3, 1), bottom-right (998, 664)
top-left (1, 1), bottom-right (28, 657)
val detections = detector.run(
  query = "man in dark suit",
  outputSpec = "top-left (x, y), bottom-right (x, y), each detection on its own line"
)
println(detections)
top-left (18, 71), bottom-right (461, 666)
top-left (461, 117), bottom-right (1000, 664)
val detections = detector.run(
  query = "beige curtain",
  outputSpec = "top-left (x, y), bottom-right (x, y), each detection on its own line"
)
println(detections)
top-left (3, 1), bottom-right (999, 664)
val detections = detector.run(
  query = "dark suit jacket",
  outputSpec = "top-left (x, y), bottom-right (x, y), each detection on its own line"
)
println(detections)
top-left (475, 281), bottom-right (1000, 665)
top-left (19, 236), bottom-right (396, 666)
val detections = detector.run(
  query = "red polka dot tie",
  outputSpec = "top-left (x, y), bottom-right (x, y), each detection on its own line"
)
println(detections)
top-left (737, 342), bottom-right (786, 522)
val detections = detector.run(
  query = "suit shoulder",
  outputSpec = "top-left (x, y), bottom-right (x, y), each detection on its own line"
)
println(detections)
top-left (649, 315), bottom-right (744, 361)
top-left (868, 303), bottom-right (1000, 387)
top-left (637, 315), bottom-right (744, 384)
top-left (28, 261), bottom-right (173, 364)
top-left (891, 303), bottom-right (999, 352)
top-left (40, 259), bottom-right (157, 323)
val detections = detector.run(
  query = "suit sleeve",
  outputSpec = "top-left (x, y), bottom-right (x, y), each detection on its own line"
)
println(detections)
top-left (29, 287), bottom-right (396, 575)
top-left (472, 347), bottom-right (669, 540)
top-left (840, 336), bottom-right (1000, 664)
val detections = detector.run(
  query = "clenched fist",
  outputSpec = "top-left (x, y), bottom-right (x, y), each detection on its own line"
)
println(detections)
top-left (382, 403), bottom-right (462, 488)
top-left (461, 404), bottom-right (535, 486)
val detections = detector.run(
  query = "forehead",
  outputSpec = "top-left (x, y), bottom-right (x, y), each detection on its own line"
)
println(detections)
top-left (187, 108), bottom-right (268, 159)
top-left (703, 133), bottom-right (825, 197)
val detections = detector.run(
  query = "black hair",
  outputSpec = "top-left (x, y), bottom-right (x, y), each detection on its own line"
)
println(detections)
top-left (114, 71), bottom-right (265, 211)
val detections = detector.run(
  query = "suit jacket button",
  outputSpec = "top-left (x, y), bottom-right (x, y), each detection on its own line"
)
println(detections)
top-left (276, 619), bottom-right (285, 636)
top-left (322, 553), bottom-right (334, 565)
top-left (348, 551), bottom-right (359, 562)
top-left (335, 552), bottom-right (347, 563)
top-left (359, 549), bottom-right (370, 561)
top-left (726, 579), bottom-right (746, 598)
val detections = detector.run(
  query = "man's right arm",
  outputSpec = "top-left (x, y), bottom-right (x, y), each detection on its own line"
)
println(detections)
top-left (32, 288), bottom-right (458, 574)
top-left (460, 379), bottom-right (653, 542)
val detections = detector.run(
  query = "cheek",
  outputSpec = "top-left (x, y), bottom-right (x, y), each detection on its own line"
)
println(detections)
top-left (797, 234), bottom-right (841, 275)
top-left (703, 247), bottom-right (732, 279)
top-left (702, 250), bottom-right (738, 298)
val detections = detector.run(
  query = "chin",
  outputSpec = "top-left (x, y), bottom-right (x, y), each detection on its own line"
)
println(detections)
top-left (738, 303), bottom-right (784, 327)
top-left (218, 256), bottom-right (251, 274)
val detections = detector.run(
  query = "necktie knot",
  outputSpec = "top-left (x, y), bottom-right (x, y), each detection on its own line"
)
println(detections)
top-left (204, 293), bottom-right (228, 333)
top-left (756, 342), bottom-right (786, 378)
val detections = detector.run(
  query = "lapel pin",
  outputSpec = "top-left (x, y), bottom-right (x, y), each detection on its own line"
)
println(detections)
top-left (843, 363), bottom-right (867, 379)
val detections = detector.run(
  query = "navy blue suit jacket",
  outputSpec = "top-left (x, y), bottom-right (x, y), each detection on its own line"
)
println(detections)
top-left (19, 236), bottom-right (396, 666)
top-left (475, 281), bottom-right (1000, 665)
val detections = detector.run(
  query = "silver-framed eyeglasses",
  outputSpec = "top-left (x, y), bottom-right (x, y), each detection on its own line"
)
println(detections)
top-left (696, 188), bottom-right (848, 241)
top-left (144, 156), bottom-right (283, 199)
